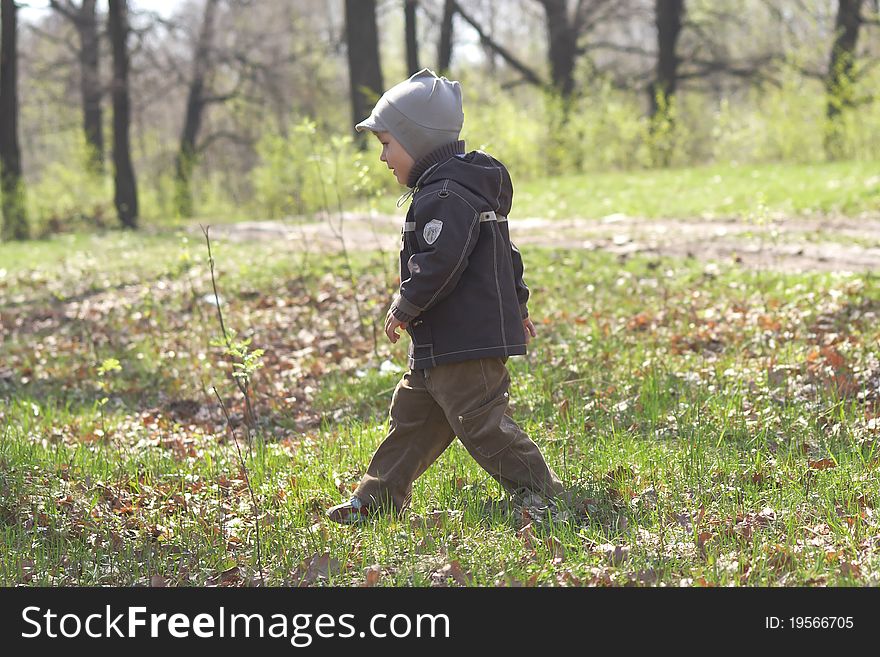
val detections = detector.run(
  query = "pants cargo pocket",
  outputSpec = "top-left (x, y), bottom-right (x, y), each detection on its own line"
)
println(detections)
top-left (457, 394), bottom-right (516, 459)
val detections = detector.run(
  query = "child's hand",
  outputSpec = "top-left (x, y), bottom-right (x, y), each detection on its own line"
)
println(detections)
top-left (523, 317), bottom-right (537, 344)
top-left (385, 307), bottom-right (408, 344)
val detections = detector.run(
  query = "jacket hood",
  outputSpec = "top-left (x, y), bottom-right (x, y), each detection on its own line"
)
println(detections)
top-left (408, 142), bottom-right (513, 217)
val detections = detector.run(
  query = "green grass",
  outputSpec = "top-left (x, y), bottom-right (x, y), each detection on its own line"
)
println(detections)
top-left (2, 226), bottom-right (879, 587)
top-left (512, 160), bottom-right (880, 220)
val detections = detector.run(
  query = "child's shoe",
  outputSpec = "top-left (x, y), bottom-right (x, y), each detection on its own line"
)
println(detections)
top-left (326, 496), bottom-right (370, 524)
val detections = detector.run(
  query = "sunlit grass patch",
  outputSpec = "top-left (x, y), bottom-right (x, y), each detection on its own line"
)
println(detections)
top-left (2, 231), bottom-right (879, 586)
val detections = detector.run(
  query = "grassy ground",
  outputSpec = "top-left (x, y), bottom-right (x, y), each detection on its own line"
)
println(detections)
top-left (2, 223), bottom-right (878, 587)
top-left (512, 160), bottom-right (880, 220)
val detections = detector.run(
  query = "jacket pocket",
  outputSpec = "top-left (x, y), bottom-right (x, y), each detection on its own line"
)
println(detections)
top-left (408, 318), bottom-right (432, 346)
top-left (408, 318), bottom-right (433, 364)
top-left (458, 394), bottom-right (515, 459)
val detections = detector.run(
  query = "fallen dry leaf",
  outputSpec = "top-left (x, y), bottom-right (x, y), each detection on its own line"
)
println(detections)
top-left (292, 552), bottom-right (342, 587)
top-left (839, 561), bottom-right (861, 579)
top-left (545, 535), bottom-right (566, 561)
top-left (632, 568), bottom-right (657, 585)
top-left (557, 398), bottom-right (571, 418)
top-left (556, 571), bottom-right (582, 586)
top-left (207, 565), bottom-right (241, 587)
top-left (496, 572), bottom-right (540, 587)
top-left (518, 522), bottom-right (536, 549)
top-left (673, 512), bottom-right (693, 531)
top-left (765, 544), bottom-right (795, 572)
top-left (596, 543), bottom-right (629, 566)
top-left (820, 346), bottom-right (846, 370)
top-left (604, 465), bottom-right (637, 482)
top-left (362, 565), bottom-right (381, 587)
top-left (697, 531), bottom-right (714, 549)
top-left (756, 507), bottom-right (777, 525)
top-left (431, 560), bottom-right (472, 587)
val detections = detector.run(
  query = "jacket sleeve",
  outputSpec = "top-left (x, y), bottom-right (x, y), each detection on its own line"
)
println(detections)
top-left (393, 190), bottom-right (480, 320)
top-left (510, 241), bottom-right (530, 319)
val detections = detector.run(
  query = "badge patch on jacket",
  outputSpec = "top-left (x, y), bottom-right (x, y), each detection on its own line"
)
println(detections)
top-left (423, 219), bottom-right (443, 245)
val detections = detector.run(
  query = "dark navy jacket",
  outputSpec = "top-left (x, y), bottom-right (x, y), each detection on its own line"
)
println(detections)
top-left (392, 141), bottom-right (530, 370)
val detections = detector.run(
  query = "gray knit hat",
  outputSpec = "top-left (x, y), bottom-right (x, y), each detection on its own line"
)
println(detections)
top-left (355, 68), bottom-right (464, 162)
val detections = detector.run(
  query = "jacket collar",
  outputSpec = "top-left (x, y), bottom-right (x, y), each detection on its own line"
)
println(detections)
top-left (406, 140), bottom-right (466, 189)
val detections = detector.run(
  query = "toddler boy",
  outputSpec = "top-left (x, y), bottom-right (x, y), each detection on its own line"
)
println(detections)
top-left (327, 69), bottom-right (563, 523)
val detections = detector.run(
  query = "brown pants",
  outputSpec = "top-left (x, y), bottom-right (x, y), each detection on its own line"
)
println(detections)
top-left (354, 357), bottom-right (563, 511)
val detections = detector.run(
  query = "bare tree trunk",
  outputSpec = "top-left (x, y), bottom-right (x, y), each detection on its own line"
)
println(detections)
top-left (79, 0), bottom-right (103, 170)
top-left (649, 0), bottom-right (684, 119)
top-left (1, 0), bottom-right (28, 241)
top-left (345, 0), bottom-right (384, 147)
top-left (405, 0), bottom-right (420, 75)
top-left (825, 0), bottom-right (864, 159)
top-left (175, 0), bottom-right (221, 218)
top-left (50, 0), bottom-right (104, 171)
top-left (647, 0), bottom-right (685, 167)
top-left (539, 0), bottom-right (578, 98)
top-left (484, 0), bottom-right (497, 74)
top-left (108, 0), bottom-right (138, 228)
top-left (438, 0), bottom-right (455, 74)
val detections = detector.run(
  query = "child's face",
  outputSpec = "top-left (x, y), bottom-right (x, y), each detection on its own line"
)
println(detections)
top-left (375, 131), bottom-right (414, 186)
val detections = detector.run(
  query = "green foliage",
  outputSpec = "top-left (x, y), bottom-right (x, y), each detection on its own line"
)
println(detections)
top-left (25, 132), bottom-right (113, 235)
top-left (461, 82), bottom-right (547, 179)
top-left (97, 358), bottom-right (123, 377)
top-left (210, 330), bottom-right (265, 384)
top-left (1, 172), bottom-right (30, 241)
top-left (464, 60), bottom-right (880, 176)
top-left (646, 91), bottom-right (680, 168)
top-left (463, 77), bottom-right (653, 175)
top-left (250, 118), bottom-right (393, 219)
top-left (824, 58), bottom-right (879, 162)
top-left (711, 69), bottom-right (826, 164)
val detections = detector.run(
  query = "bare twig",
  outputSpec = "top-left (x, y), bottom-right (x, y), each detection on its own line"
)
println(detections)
top-left (201, 224), bottom-right (258, 442)
top-left (212, 386), bottom-right (265, 587)
top-left (196, 129), bottom-right (255, 153)
top-left (451, 0), bottom-right (547, 90)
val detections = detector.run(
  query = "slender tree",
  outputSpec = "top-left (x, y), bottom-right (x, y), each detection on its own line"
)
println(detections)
top-left (1, 0), bottom-right (28, 240)
top-left (650, 0), bottom-right (684, 119)
top-left (438, 0), bottom-right (455, 74)
top-left (405, 0), bottom-right (420, 75)
top-left (175, 0), bottom-right (221, 218)
top-left (538, 0), bottom-right (580, 97)
top-left (345, 0), bottom-right (383, 147)
top-left (824, 0), bottom-right (865, 159)
top-left (108, 0), bottom-right (138, 228)
top-left (646, 0), bottom-right (685, 167)
top-left (49, 0), bottom-right (103, 170)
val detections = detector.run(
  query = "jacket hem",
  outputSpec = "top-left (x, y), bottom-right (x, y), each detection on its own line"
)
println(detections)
top-left (409, 345), bottom-right (527, 370)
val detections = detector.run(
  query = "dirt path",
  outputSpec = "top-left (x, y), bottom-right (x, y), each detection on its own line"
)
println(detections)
top-left (199, 210), bottom-right (880, 273)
